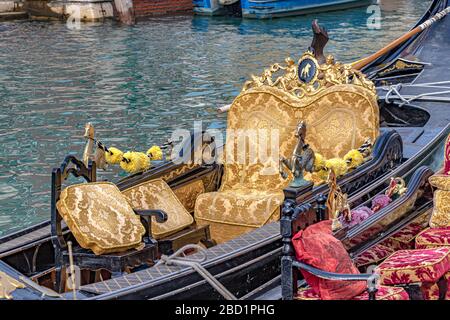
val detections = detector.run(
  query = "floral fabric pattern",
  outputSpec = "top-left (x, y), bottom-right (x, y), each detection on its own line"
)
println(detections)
top-left (429, 189), bottom-right (450, 228)
top-left (195, 84), bottom-right (379, 242)
top-left (57, 182), bottom-right (145, 255)
top-left (354, 244), bottom-right (395, 267)
top-left (377, 247), bottom-right (450, 285)
top-left (415, 227), bottom-right (450, 249)
top-left (122, 179), bottom-right (194, 239)
top-left (445, 272), bottom-right (450, 300)
top-left (295, 286), bottom-right (409, 300)
top-left (389, 223), bottom-right (424, 245)
top-left (421, 282), bottom-right (440, 300)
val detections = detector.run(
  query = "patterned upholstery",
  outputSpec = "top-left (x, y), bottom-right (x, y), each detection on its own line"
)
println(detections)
top-left (429, 175), bottom-right (450, 228)
top-left (428, 134), bottom-right (450, 227)
top-left (420, 282), bottom-right (441, 300)
top-left (172, 180), bottom-right (205, 213)
top-left (377, 247), bottom-right (450, 286)
top-left (445, 133), bottom-right (450, 175)
top-left (354, 244), bottom-right (395, 267)
top-left (56, 182), bottom-right (145, 255)
top-left (445, 272), bottom-right (450, 300)
top-left (415, 227), bottom-right (450, 249)
top-left (380, 223), bottom-right (425, 251)
top-left (195, 84), bottom-right (379, 243)
top-left (295, 286), bottom-right (409, 300)
top-left (122, 179), bottom-right (194, 239)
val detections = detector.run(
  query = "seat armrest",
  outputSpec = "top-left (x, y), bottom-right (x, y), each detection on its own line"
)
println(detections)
top-left (134, 209), bottom-right (168, 223)
top-left (134, 209), bottom-right (168, 241)
top-left (292, 260), bottom-right (380, 300)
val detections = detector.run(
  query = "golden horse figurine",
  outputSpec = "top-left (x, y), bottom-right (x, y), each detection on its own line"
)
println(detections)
top-left (280, 121), bottom-right (315, 187)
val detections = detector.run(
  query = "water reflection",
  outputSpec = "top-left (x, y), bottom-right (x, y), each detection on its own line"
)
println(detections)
top-left (0, 0), bottom-right (432, 235)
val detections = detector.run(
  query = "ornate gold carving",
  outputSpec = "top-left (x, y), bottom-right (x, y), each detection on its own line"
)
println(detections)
top-left (242, 51), bottom-right (376, 99)
top-left (378, 59), bottom-right (423, 77)
top-left (0, 271), bottom-right (24, 300)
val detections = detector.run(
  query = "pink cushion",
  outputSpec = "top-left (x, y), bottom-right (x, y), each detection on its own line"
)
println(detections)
top-left (354, 244), bottom-right (395, 267)
top-left (377, 247), bottom-right (450, 285)
top-left (415, 227), bottom-right (450, 249)
top-left (296, 286), bottom-right (409, 300)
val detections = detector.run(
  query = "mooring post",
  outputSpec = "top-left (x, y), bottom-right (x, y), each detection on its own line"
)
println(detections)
top-left (114, 0), bottom-right (135, 25)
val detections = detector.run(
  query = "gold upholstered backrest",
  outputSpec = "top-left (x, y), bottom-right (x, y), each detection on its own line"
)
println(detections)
top-left (220, 84), bottom-right (379, 192)
top-left (122, 179), bottom-right (194, 239)
top-left (56, 182), bottom-right (145, 255)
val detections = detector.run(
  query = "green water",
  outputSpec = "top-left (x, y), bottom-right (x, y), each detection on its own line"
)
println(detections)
top-left (0, 0), bottom-right (432, 235)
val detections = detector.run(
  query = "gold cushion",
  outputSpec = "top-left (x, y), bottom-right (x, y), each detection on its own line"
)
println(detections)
top-left (172, 180), bottom-right (205, 213)
top-left (429, 174), bottom-right (450, 191)
top-left (56, 182), bottom-right (145, 255)
top-left (122, 179), bottom-right (194, 239)
top-left (195, 189), bottom-right (283, 228)
top-left (429, 189), bottom-right (450, 228)
top-left (429, 174), bottom-right (450, 228)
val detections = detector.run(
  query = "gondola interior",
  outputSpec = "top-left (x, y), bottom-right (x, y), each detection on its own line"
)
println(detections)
top-left (1, 0), bottom-right (450, 301)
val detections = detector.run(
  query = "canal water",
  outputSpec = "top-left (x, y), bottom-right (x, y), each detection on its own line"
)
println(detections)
top-left (0, 0), bottom-right (432, 235)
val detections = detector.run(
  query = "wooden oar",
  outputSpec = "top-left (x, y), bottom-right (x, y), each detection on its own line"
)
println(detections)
top-left (352, 6), bottom-right (450, 70)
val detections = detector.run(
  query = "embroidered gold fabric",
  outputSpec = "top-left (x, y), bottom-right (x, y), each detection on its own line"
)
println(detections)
top-left (56, 182), bottom-right (145, 255)
top-left (122, 179), bottom-right (194, 239)
top-left (429, 174), bottom-right (450, 228)
top-left (228, 85), bottom-right (379, 162)
top-left (161, 163), bottom-right (198, 182)
top-left (195, 189), bottom-right (283, 225)
top-left (429, 175), bottom-right (450, 191)
top-left (429, 189), bottom-right (450, 228)
top-left (0, 271), bottom-right (24, 300)
top-left (172, 180), bottom-right (205, 213)
top-left (195, 54), bottom-right (379, 243)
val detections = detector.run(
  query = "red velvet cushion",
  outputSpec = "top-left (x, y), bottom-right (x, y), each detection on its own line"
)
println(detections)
top-left (296, 286), bottom-right (409, 300)
top-left (292, 220), bottom-right (366, 300)
top-left (415, 227), bottom-right (450, 249)
top-left (354, 243), bottom-right (395, 267)
top-left (377, 247), bottom-right (450, 285)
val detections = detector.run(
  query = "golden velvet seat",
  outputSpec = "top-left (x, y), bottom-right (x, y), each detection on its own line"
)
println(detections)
top-left (194, 52), bottom-right (379, 243)
top-left (56, 182), bottom-right (146, 255)
top-left (122, 178), bottom-right (194, 239)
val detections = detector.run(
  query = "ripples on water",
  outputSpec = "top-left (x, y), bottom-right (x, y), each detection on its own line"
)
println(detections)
top-left (0, 0), bottom-right (432, 235)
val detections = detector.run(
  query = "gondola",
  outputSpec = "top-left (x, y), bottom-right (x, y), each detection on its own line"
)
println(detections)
top-left (278, 0), bottom-right (450, 300)
top-left (0, 0), bottom-right (449, 301)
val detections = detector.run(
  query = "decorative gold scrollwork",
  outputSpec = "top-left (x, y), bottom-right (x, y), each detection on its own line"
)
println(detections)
top-left (242, 50), bottom-right (376, 99)
top-left (0, 271), bottom-right (24, 300)
top-left (378, 59), bottom-right (423, 77)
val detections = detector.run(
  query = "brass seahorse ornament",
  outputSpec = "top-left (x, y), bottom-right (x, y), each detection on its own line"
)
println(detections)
top-left (280, 121), bottom-right (315, 187)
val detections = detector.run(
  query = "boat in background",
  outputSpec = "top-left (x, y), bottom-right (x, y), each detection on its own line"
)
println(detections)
top-left (241, 0), bottom-right (373, 19)
top-left (193, 0), bottom-right (242, 16)
top-left (193, 0), bottom-right (372, 17)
